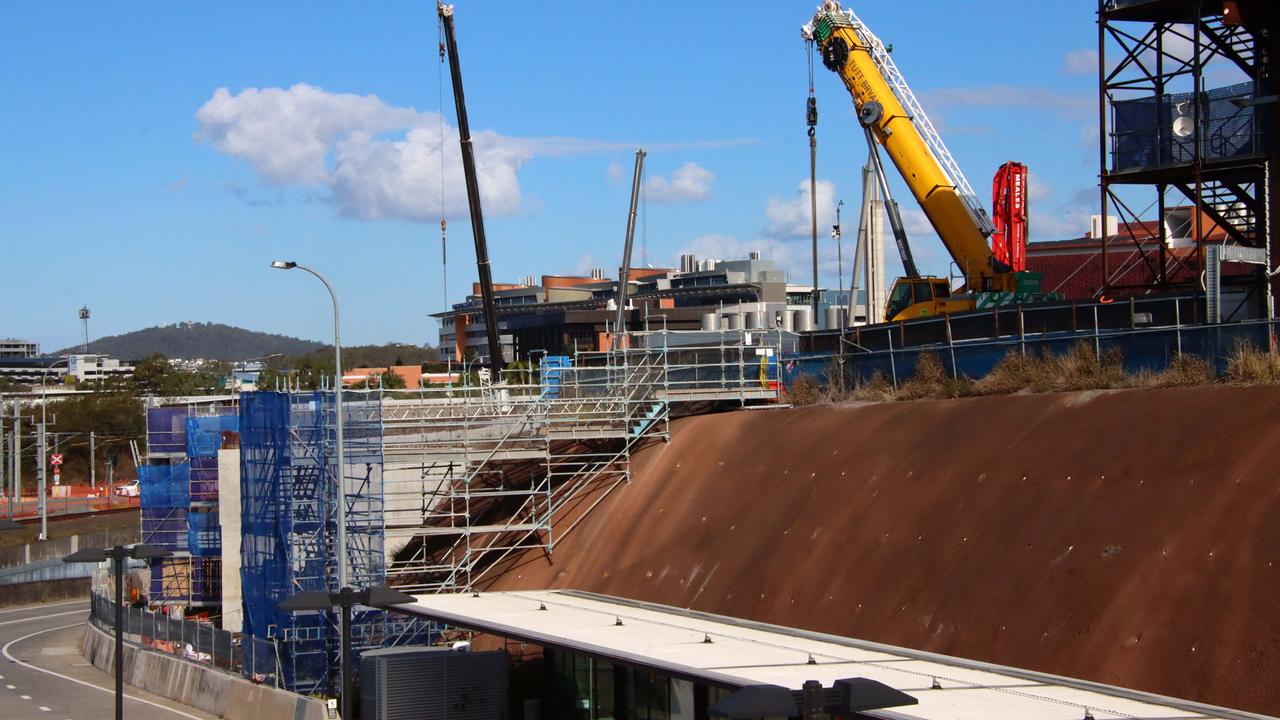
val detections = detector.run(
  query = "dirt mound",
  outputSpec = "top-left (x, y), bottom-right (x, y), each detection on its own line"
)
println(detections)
top-left (487, 385), bottom-right (1280, 715)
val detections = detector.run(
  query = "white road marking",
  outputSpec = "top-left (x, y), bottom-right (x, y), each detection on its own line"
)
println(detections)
top-left (0, 610), bottom-right (86, 628)
top-left (6, 684), bottom-right (15, 689)
top-left (2, 622), bottom-right (203, 720)
top-left (0, 601), bottom-right (83, 616)
top-left (39, 706), bottom-right (51, 711)
top-left (21, 694), bottom-right (32, 699)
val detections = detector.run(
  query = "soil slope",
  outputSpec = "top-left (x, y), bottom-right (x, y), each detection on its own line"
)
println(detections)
top-left (488, 385), bottom-right (1280, 715)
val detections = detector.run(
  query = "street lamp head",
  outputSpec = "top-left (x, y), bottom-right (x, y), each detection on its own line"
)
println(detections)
top-left (129, 544), bottom-right (174, 561)
top-left (271, 260), bottom-right (297, 270)
top-left (364, 585), bottom-right (417, 608)
top-left (64, 546), bottom-right (109, 563)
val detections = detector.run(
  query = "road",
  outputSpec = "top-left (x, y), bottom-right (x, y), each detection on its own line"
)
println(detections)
top-left (0, 599), bottom-right (216, 720)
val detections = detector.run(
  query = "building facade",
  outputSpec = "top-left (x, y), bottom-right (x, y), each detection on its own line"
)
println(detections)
top-left (432, 254), bottom-right (855, 363)
top-left (0, 339), bottom-right (39, 358)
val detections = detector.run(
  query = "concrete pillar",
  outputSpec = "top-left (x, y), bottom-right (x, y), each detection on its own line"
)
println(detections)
top-left (218, 448), bottom-right (243, 633)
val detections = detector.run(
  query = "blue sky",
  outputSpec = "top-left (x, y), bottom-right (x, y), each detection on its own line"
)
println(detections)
top-left (1, 1), bottom-right (1102, 351)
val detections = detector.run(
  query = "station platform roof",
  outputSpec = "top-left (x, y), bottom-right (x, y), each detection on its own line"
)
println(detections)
top-left (397, 590), bottom-right (1270, 720)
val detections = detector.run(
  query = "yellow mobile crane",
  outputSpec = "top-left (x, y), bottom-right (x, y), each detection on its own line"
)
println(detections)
top-left (803, 1), bottom-right (1048, 322)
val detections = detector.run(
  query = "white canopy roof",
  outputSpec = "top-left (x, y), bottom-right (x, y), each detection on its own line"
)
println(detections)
top-left (396, 590), bottom-right (1269, 720)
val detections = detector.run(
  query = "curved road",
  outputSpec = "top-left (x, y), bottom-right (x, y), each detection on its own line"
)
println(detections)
top-left (0, 598), bottom-right (215, 720)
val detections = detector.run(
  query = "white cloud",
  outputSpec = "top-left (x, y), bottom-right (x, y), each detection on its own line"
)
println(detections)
top-left (197, 83), bottom-right (744, 222)
top-left (606, 161), bottom-right (624, 182)
top-left (898, 207), bottom-right (936, 237)
top-left (1030, 186), bottom-right (1097, 242)
top-left (1027, 173), bottom-right (1051, 203)
top-left (1062, 49), bottom-right (1098, 76)
top-left (645, 162), bottom-right (714, 203)
top-left (196, 83), bottom-right (531, 221)
top-left (765, 179), bottom-right (838, 237)
top-left (196, 84), bottom-right (420, 186)
top-left (924, 85), bottom-right (1094, 120)
top-left (328, 126), bottom-right (530, 220)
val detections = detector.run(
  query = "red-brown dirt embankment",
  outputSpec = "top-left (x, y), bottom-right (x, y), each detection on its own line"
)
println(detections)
top-left (488, 385), bottom-right (1280, 715)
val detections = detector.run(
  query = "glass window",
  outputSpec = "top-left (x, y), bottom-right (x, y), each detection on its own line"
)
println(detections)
top-left (885, 281), bottom-right (914, 320)
top-left (575, 654), bottom-right (593, 715)
top-left (912, 281), bottom-right (934, 302)
top-left (594, 660), bottom-right (616, 720)
top-left (629, 670), bottom-right (671, 720)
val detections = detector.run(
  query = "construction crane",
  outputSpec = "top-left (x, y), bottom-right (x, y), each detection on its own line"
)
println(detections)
top-left (803, 1), bottom-right (1047, 322)
top-left (440, 2), bottom-right (504, 372)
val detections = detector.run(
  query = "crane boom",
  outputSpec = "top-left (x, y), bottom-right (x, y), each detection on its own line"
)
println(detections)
top-left (440, 2), bottom-right (505, 372)
top-left (803, 2), bottom-right (1015, 294)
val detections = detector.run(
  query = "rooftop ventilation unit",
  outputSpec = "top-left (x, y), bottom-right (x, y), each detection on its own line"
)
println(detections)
top-left (360, 646), bottom-right (508, 720)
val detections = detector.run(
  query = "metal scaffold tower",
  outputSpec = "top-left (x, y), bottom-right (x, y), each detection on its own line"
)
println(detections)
top-left (140, 403), bottom-right (237, 610)
top-left (236, 332), bottom-right (783, 691)
top-left (1098, 0), bottom-right (1276, 308)
top-left (382, 332), bottom-right (785, 595)
top-left (239, 390), bottom-right (421, 694)
top-left (381, 349), bottom-right (669, 594)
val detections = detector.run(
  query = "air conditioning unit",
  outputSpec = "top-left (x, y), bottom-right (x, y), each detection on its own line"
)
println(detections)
top-left (361, 646), bottom-right (508, 720)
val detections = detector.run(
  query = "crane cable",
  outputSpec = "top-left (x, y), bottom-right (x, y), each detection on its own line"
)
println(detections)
top-left (438, 15), bottom-right (449, 313)
top-left (806, 38), bottom-right (820, 322)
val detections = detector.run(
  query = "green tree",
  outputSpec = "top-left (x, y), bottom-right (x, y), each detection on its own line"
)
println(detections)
top-left (41, 390), bottom-right (145, 486)
top-left (379, 369), bottom-right (407, 389)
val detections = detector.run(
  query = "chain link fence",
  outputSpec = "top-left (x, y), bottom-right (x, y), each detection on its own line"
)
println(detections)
top-left (790, 318), bottom-right (1280, 389)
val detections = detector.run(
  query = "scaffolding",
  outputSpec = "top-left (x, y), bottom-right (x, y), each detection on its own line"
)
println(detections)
top-left (239, 390), bottom-right (423, 694)
top-left (1098, 0), bottom-right (1275, 302)
top-left (383, 333), bottom-right (784, 594)
top-left (141, 404), bottom-right (238, 610)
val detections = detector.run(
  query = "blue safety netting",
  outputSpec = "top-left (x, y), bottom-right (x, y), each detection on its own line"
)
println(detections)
top-left (139, 463), bottom-right (191, 508)
top-left (186, 414), bottom-right (239, 458)
top-left (238, 390), bottom-right (391, 694)
top-left (147, 407), bottom-right (189, 455)
top-left (141, 507), bottom-right (189, 551)
top-left (189, 456), bottom-right (219, 502)
top-left (541, 355), bottom-right (572, 398)
top-left (239, 391), bottom-right (319, 686)
top-left (188, 509), bottom-right (221, 556)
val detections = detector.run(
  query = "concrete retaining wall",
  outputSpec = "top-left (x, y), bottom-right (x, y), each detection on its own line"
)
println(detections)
top-left (0, 525), bottom-right (140, 569)
top-left (82, 621), bottom-right (328, 720)
top-left (0, 558), bottom-right (94, 585)
top-left (0, 577), bottom-right (88, 608)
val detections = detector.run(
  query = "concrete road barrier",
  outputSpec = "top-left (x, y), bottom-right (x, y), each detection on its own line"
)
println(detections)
top-left (82, 621), bottom-right (328, 720)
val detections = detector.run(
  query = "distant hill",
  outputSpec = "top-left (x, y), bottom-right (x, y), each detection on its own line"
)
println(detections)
top-left (61, 322), bottom-right (327, 361)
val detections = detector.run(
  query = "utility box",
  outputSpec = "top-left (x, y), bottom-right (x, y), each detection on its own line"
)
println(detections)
top-left (361, 646), bottom-right (509, 720)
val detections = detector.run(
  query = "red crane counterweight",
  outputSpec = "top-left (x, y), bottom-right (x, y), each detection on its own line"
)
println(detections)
top-left (991, 162), bottom-right (1028, 273)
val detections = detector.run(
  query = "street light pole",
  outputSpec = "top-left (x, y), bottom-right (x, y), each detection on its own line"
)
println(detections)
top-left (39, 358), bottom-right (70, 540)
top-left (64, 544), bottom-right (172, 720)
top-left (271, 260), bottom-right (348, 588)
